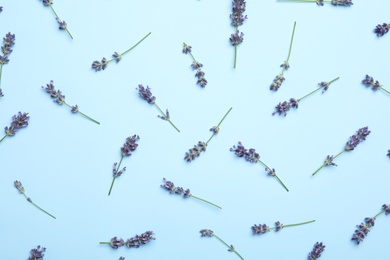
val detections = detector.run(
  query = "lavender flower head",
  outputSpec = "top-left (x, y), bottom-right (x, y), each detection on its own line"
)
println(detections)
top-left (230, 31), bottom-right (244, 46)
top-left (351, 217), bottom-right (375, 245)
top-left (184, 141), bottom-right (207, 162)
top-left (272, 101), bottom-right (291, 116)
top-left (182, 43), bottom-right (192, 54)
top-left (137, 84), bottom-right (156, 104)
top-left (28, 245), bottom-right (46, 260)
top-left (308, 242), bottom-right (325, 260)
top-left (55, 17), bottom-right (67, 30)
top-left (112, 162), bottom-right (126, 177)
top-left (161, 178), bottom-right (184, 195)
top-left (110, 237), bottom-right (125, 249)
top-left (324, 155), bottom-right (337, 167)
top-left (270, 74), bottom-right (285, 91)
top-left (331, 0), bottom-right (353, 6)
top-left (316, 0), bottom-right (324, 6)
top-left (3, 112), bottom-right (30, 138)
top-left (14, 180), bottom-right (25, 193)
top-left (382, 204), bottom-right (390, 215)
top-left (230, 141), bottom-right (247, 157)
top-left (374, 23), bottom-right (389, 37)
top-left (251, 224), bottom-right (270, 235)
top-left (112, 52), bottom-right (122, 62)
top-left (200, 229), bottom-right (214, 237)
top-left (91, 58), bottom-right (108, 71)
top-left (121, 135), bottom-right (140, 157)
top-left (362, 75), bottom-right (382, 91)
top-left (42, 80), bottom-right (65, 105)
top-left (125, 231), bottom-right (155, 248)
top-left (1, 32), bottom-right (15, 57)
top-left (344, 127), bottom-right (370, 151)
top-left (230, 0), bottom-right (247, 27)
top-left (274, 221), bottom-right (284, 231)
top-left (42, 0), bottom-right (53, 6)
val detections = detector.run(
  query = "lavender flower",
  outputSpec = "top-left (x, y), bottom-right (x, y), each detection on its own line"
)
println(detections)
top-left (269, 22), bottom-right (296, 91)
top-left (39, 0), bottom-right (73, 39)
top-left (351, 204), bottom-right (389, 245)
top-left (374, 23), bottom-right (389, 37)
top-left (28, 245), bottom-right (46, 260)
top-left (184, 107), bottom-right (232, 162)
top-left (0, 32), bottom-right (15, 95)
top-left (312, 127), bottom-right (370, 176)
top-left (100, 231), bottom-right (155, 249)
top-left (230, 141), bottom-right (289, 191)
top-left (278, 0), bottom-right (352, 6)
top-left (108, 135), bottom-right (139, 196)
top-left (182, 42), bottom-right (207, 88)
top-left (230, 0), bottom-right (247, 68)
top-left (200, 229), bottom-right (244, 260)
top-left (119, 257), bottom-right (125, 260)
top-left (0, 6), bottom-right (2, 12)
top-left (272, 77), bottom-right (339, 116)
top-left (387, 150), bottom-right (390, 159)
top-left (252, 220), bottom-right (315, 235)
top-left (91, 32), bottom-right (151, 71)
top-left (161, 178), bottom-right (221, 209)
top-left (1, 112), bottom-right (29, 143)
top-left (14, 180), bottom-right (56, 219)
top-left (331, 0), bottom-right (353, 5)
top-left (136, 84), bottom-right (180, 132)
top-left (42, 80), bottom-right (100, 124)
top-left (362, 75), bottom-right (390, 95)
top-left (308, 242), bottom-right (325, 260)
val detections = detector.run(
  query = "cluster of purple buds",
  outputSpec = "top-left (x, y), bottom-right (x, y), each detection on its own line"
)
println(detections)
top-left (316, 0), bottom-right (324, 6)
top-left (200, 229), bottom-right (214, 237)
top-left (362, 75), bottom-right (382, 91)
top-left (251, 224), bottom-right (270, 235)
top-left (157, 109), bottom-right (170, 121)
top-left (42, 80), bottom-right (65, 105)
top-left (387, 150), bottom-right (390, 158)
top-left (383, 204), bottom-right (390, 215)
top-left (229, 31), bottom-right (244, 46)
top-left (3, 112), bottom-right (30, 138)
top-left (184, 141), bottom-right (207, 162)
top-left (230, 141), bottom-right (260, 162)
top-left (374, 23), bottom-right (389, 37)
top-left (28, 245), bottom-right (46, 260)
top-left (272, 98), bottom-right (299, 116)
top-left (182, 43), bottom-right (207, 88)
top-left (331, 0), bottom-right (353, 6)
top-left (1, 32), bottom-right (15, 57)
top-left (0, 6), bottom-right (3, 12)
top-left (230, 0), bottom-right (247, 43)
top-left (112, 162), bottom-right (126, 178)
top-left (106, 231), bottom-right (155, 249)
top-left (351, 217), bottom-right (376, 245)
top-left (91, 57), bottom-right (108, 71)
top-left (120, 135), bottom-right (140, 157)
top-left (137, 84), bottom-right (156, 104)
top-left (324, 155), bottom-right (337, 167)
top-left (308, 242), bottom-right (325, 260)
top-left (270, 74), bottom-right (285, 91)
top-left (55, 17), bottom-right (67, 30)
top-left (161, 178), bottom-right (191, 198)
top-left (344, 127), bottom-right (370, 151)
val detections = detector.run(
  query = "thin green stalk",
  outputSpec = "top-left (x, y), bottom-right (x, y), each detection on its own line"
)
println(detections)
top-left (297, 87), bottom-right (323, 102)
top-left (280, 21), bottom-right (296, 75)
top-left (206, 107), bottom-right (233, 145)
top-left (23, 193), bottom-right (56, 219)
top-left (108, 156), bottom-right (124, 196)
top-left (189, 51), bottom-right (197, 62)
top-left (0, 64), bottom-right (3, 88)
top-left (234, 27), bottom-right (238, 69)
top-left (213, 234), bottom-right (244, 260)
top-left (121, 32), bottom-right (151, 56)
top-left (282, 219), bottom-right (315, 228)
top-left (380, 87), bottom-right (390, 95)
top-left (259, 159), bottom-right (289, 192)
top-left (0, 135), bottom-right (7, 143)
top-left (154, 103), bottom-right (180, 132)
top-left (312, 150), bottom-right (345, 176)
top-left (374, 210), bottom-right (385, 219)
top-left (49, 4), bottom-right (73, 39)
top-left (190, 195), bottom-right (222, 209)
top-left (99, 242), bottom-right (111, 245)
top-left (63, 102), bottom-right (100, 125)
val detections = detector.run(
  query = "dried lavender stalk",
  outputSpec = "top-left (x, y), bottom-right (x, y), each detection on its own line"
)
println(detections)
top-left (252, 220), bottom-right (315, 235)
top-left (200, 229), bottom-right (244, 260)
top-left (182, 42), bottom-right (207, 87)
top-left (0, 32), bottom-right (15, 96)
top-left (40, 0), bottom-right (73, 39)
top-left (308, 242), bottom-right (326, 260)
top-left (99, 231), bottom-right (155, 249)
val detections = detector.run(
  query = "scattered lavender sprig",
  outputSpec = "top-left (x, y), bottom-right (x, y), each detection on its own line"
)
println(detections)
top-left (14, 180), bottom-right (56, 219)
top-left (0, 32), bottom-right (15, 96)
top-left (374, 23), bottom-right (389, 37)
top-left (252, 220), bottom-right (315, 235)
top-left (362, 75), bottom-right (390, 95)
top-left (42, 80), bottom-right (100, 124)
top-left (351, 204), bottom-right (390, 245)
top-left (312, 127), bottom-right (371, 176)
top-left (277, 0), bottom-right (353, 6)
top-left (136, 84), bottom-right (180, 132)
top-left (230, 141), bottom-right (289, 191)
top-left (28, 245), bottom-right (46, 260)
top-left (92, 32), bottom-right (151, 71)
top-left (182, 42), bottom-right (207, 87)
top-left (200, 229), bottom-right (244, 260)
top-left (308, 242), bottom-right (325, 260)
top-left (1, 112), bottom-right (29, 143)
top-left (161, 178), bottom-right (221, 209)
top-left (99, 231), bottom-right (155, 249)
top-left (269, 22), bottom-right (296, 91)
top-left (108, 135), bottom-right (139, 196)
top-left (40, 0), bottom-right (73, 39)
top-left (272, 77), bottom-right (339, 116)
top-left (230, 0), bottom-right (247, 69)
top-left (184, 107), bottom-right (232, 162)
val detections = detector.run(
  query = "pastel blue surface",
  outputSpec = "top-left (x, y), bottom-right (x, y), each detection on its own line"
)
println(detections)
top-left (1, 0), bottom-right (389, 259)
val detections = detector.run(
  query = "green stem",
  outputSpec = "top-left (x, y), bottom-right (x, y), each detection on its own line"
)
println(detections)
top-left (23, 193), bottom-right (56, 219)
top-left (63, 102), bottom-right (100, 124)
top-left (328, 77), bottom-right (340, 85)
top-left (374, 210), bottom-right (385, 219)
top-left (0, 64), bottom-right (3, 88)
top-left (49, 4), bottom-right (73, 39)
top-left (380, 87), bottom-right (390, 95)
top-left (154, 103), bottom-right (180, 132)
top-left (282, 219), bottom-right (315, 228)
top-left (0, 135), bottom-right (7, 143)
top-left (108, 156), bottom-right (124, 196)
top-left (234, 27), bottom-right (238, 69)
top-left (121, 32), bottom-right (151, 56)
top-left (190, 195), bottom-right (222, 209)
top-left (213, 234), bottom-right (244, 260)
top-left (99, 242), bottom-right (111, 245)
top-left (286, 22), bottom-right (296, 61)
top-left (259, 159), bottom-right (289, 192)
top-left (206, 107), bottom-right (233, 145)
top-left (297, 87), bottom-right (323, 102)
top-left (312, 150), bottom-right (345, 176)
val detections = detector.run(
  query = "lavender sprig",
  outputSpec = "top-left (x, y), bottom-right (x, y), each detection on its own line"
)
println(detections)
top-left (182, 42), bottom-right (207, 87)
top-left (184, 107), bottom-right (232, 162)
top-left (351, 204), bottom-right (389, 245)
top-left (161, 178), bottom-right (221, 209)
top-left (0, 6), bottom-right (3, 12)
top-left (312, 127), bottom-right (370, 176)
top-left (230, 142), bottom-right (289, 191)
top-left (40, 0), bottom-right (73, 39)
top-left (269, 22), bottom-right (296, 91)
top-left (28, 245), bottom-right (46, 260)
top-left (14, 180), bottom-right (56, 219)
top-left (136, 84), bottom-right (180, 132)
top-left (387, 150), bottom-right (390, 158)
top-left (230, 0), bottom-right (247, 69)
top-left (91, 32), bottom-right (151, 71)
top-left (108, 135), bottom-right (139, 196)
top-left (362, 75), bottom-right (390, 95)
top-left (42, 80), bottom-right (100, 124)
top-left (200, 229), bottom-right (244, 260)
top-left (272, 77), bottom-right (339, 116)
top-left (308, 242), bottom-right (325, 260)
top-left (0, 32), bottom-right (15, 95)
top-left (277, 0), bottom-right (353, 6)
top-left (99, 231), bottom-right (155, 249)
top-left (1, 112), bottom-right (29, 143)
top-left (252, 220), bottom-right (315, 235)
top-left (374, 23), bottom-right (389, 37)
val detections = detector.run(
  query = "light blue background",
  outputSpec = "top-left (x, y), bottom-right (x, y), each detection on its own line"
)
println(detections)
top-left (1, 0), bottom-right (389, 259)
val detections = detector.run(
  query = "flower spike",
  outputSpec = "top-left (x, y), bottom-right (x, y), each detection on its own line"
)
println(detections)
top-left (182, 42), bottom-right (207, 87)
top-left (100, 231), bottom-right (155, 249)
top-left (0, 32), bottom-right (15, 96)
top-left (39, 0), bottom-right (73, 39)
top-left (1, 112), bottom-right (29, 143)
top-left (230, 0), bottom-right (247, 68)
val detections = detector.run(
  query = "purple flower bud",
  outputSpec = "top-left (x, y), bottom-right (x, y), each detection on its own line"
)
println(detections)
top-left (119, 257), bottom-right (125, 260)
top-left (280, 61), bottom-right (290, 70)
top-left (308, 242), bottom-right (325, 260)
top-left (42, 0), bottom-right (53, 6)
top-left (245, 148), bottom-right (260, 163)
top-left (28, 245), bottom-right (46, 260)
top-left (184, 141), bottom-right (207, 162)
top-left (0, 6), bottom-right (3, 12)
top-left (374, 23), bottom-right (389, 37)
top-left (272, 101), bottom-right (291, 116)
top-left (121, 135), bottom-right (140, 157)
top-left (91, 58), bottom-right (108, 71)
top-left (125, 231), bottom-right (155, 248)
top-left (136, 84), bottom-right (156, 104)
top-left (230, 31), bottom-right (244, 46)
top-left (210, 126), bottom-right (220, 134)
top-left (110, 237), bottom-right (125, 249)
top-left (382, 204), bottom-right (390, 215)
top-left (230, 141), bottom-right (247, 157)
top-left (0, 88), bottom-right (3, 97)
top-left (112, 52), bottom-right (122, 62)
top-left (0, 55), bottom-right (9, 65)
top-left (251, 224), bottom-right (270, 235)
top-left (197, 77), bottom-right (208, 88)
top-left (275, 221), bottom-right (284, 231)
top-left (71, 105), bottom-right (79, 113)
top-left (157, 109), bottom-right (170, 120)
top-left (324, 155), bottom-right (337, 167)
top-left (331, 0), bottom-right (353, 5)
top-left (191, 61), bottom-right (203, 70)
top-left (316, 0), bottom-right (324, 6)
top-left (200, 229), bottom-right (214, 237)
top-left (14, 180), bottom-right (25, 193)
top-left (265, 167), bottom-right (276, 176)
top-left (56, 17), bottom-right (67, 30)
top-left (230, 0), bottom-right (247, 27)
top-left (182, 43), bottom-right (192, 54)
top-left (183, 189), bottom-right (191, 198)
top-left (318, 81), bottom-right (330, 93)
top-left (270, 74), bottom-right (285, 91)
